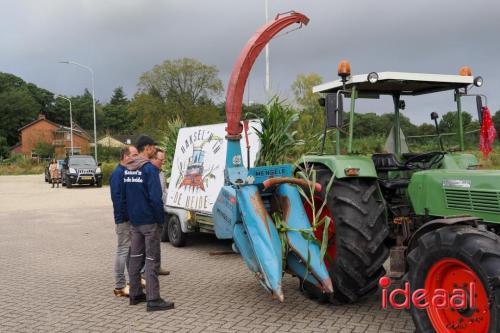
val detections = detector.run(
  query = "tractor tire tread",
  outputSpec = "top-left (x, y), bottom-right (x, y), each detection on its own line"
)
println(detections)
top-left (313, 166), bottom-right (389, 304)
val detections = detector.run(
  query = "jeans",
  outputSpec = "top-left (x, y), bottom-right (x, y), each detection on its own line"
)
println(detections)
top-left (129, 223), bottom-right (161, 301)
top-left (114, 221), bottom-right (131, 289)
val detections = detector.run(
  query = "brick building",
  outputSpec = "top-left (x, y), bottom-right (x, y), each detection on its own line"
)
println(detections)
top-left (12, 114), bottom-right (91, 159)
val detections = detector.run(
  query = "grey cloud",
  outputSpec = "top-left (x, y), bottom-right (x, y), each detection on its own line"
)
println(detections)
top-left (1, 0), bottom-right (499, 124)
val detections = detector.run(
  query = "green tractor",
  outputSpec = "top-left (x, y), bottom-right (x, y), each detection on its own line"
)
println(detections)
top-left (298, 61), bottom-right (500, 332)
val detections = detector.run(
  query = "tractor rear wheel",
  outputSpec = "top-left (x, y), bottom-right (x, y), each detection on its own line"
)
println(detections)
top-left (303, 166), bottom-right (389, 304)
top-left (407, 225), bottom-right (500, 333)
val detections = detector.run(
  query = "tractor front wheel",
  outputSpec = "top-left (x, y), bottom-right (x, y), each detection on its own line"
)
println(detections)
top-left (408, 225), bottom-right (500, 333)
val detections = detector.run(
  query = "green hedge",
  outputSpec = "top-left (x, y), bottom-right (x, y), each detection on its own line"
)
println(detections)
top-left (101, 161), bottom-right (119, 186)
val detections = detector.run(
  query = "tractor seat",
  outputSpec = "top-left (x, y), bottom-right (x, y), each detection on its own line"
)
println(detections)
top-left (377, 178), bottom-right (410, 190)
top-left (371, 154), bottom-right (408, 171)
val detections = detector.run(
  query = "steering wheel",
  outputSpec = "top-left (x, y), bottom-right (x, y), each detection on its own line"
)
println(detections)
top-left (404, 152), bottom-right (445, 170)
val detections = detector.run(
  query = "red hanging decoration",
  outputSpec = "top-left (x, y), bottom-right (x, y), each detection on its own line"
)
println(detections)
top-left (479, 106), bottom-right (497, 158)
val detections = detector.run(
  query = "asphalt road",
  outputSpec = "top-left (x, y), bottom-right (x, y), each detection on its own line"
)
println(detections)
top-left (0, 175), bottom-right (414, 332)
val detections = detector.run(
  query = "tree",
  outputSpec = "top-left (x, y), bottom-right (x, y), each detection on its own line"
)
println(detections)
top-left (216, 101), bottom-right (267, 123)
top-left (493, 110), bottom-right (500, 134)
top-left (0, 136), bottom-right (9, 159)
top-left (127, 93), bottom-right (172, 138)
top-left (109, 87), bottom-right (128, 105)
top-left (291, 74), bottom-right (324, 152)
top-left (33, 141), bottom-right (55, 158)
top-left (68, 89), bottom-right (104, 132)
top-left (0, 72), bottom-right (59, 146)
top-left (417, 123), bottom-right (438, 135)
top-left (0, 88), bottom-right (40, 146)
top-left (291, 73), bottom-right (323, 112)
top-left (138, 58), bottom-right (223, 117)
top-left (102, 87), bottom-right (130, 133)
top-left (439, 111), bottom-right (472, 133)
top-left (0, 72), bottom-right (25, 92)
top-left (184, 95), bottom-right (224, 126)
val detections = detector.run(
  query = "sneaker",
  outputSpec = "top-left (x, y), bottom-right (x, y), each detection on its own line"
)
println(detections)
top-left (114, 285), bottom-right (129, 297)
top-left (159, 267), bottom-right (170, 276)
top-left (129, 293), bottom-right (147, 305)
top-left (146, 298), bottom-right (175, 312)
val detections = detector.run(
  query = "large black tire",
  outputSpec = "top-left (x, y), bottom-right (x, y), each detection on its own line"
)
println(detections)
top-left (167, 215), bottom-right (186, 247)
top-left (66, 177), bottom-right (72, 188)
top-left (408, 225), bottom-right (500, 333)
top-left (96, 178), bottom-right (102, 188)
top-left (160, 214), bottom-right (170, 242)
top-left (312, 166), bottom-right (390, 304)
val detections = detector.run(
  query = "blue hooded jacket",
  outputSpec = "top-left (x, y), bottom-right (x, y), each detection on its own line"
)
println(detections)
top-left (110, 164), bottom-right (128, 224)
top-left (122, 158), bottom-right (164, 226)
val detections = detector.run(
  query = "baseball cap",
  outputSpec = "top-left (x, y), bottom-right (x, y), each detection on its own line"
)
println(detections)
top-left (136, 135), bottom-right (157, 152)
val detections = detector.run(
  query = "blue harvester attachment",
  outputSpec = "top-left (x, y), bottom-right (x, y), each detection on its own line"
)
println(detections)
top-left (213, 164), bottom-right (333, 302)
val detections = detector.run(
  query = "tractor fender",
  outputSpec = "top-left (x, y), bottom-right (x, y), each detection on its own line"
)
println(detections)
top-left (296, 155), bottom-right (378, 179)
top-left (407, 216), bottom-right (481, 253)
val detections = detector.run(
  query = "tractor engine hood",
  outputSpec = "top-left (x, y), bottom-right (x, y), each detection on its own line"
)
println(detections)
top-left (408, 169), bottom-right (500, 223)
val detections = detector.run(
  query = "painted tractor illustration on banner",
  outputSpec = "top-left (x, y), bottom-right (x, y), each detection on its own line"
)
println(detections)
top-left (212, 10), bottom-right (500, 333)
top-left (177, 135), bottom-right (222, 192)
top-left (180, 142), bottom-right (207, 190)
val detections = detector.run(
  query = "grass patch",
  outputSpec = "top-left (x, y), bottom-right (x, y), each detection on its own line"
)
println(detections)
top-left (0, 155), bottom-right (46, 175)
top-left (0, 164), bottom-right (45, 175)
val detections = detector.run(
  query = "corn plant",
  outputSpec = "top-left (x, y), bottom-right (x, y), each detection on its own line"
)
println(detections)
top-left (252, 97), bottom-right (302, 166)
top-left (273, 162), bottom-right (334, 283)
top-left (160, 117), bottom-right (185, 179)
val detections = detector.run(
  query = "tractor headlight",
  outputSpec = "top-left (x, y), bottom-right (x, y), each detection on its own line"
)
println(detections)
top-left (474, 76), bottom-right (483, 87)
top-left (69, 167), bottom-right (77, 174)
top-left (367, 72), bottom-right (379, 84)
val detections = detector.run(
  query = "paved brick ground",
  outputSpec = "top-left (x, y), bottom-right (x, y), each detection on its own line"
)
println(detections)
top-left (0, 175), bottom-right (414, 332)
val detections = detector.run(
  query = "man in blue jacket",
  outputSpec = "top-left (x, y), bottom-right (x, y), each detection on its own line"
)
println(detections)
top-left (124, 135), bottom-right (174, 311)
top-left (110, 145), bottom-right (138, 297)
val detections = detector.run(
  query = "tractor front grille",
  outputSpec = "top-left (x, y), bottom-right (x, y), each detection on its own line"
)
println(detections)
top-left (445, 189), bottom-right (500, 214)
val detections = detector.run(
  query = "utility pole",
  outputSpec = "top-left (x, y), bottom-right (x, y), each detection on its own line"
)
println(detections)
top-left (59, 61), bottom-right (98, 162)
top-left (55, 95), bottom-right (74, 156)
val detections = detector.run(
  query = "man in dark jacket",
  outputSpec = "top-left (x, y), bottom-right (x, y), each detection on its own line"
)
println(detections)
top-left (110, 145), bottom-right (138, 297)
top-left (124, 135), bottom-right (174, 311)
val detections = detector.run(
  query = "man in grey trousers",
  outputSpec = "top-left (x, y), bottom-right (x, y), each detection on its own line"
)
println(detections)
top-left (150, 147), bottom-right (170, 275)
top-left (123, 135), bottom-right (174, 312)
top-left (110, 145), bottom-right (138, 297)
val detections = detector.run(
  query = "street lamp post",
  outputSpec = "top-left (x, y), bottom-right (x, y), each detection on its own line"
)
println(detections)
top-left (55, 95), bottom-right (74, 156)
top-left (59, 60), bottom-right (97, 162)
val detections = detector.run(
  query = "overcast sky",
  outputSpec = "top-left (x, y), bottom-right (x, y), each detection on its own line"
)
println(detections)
top-left (2, 0), bottom-right (500, 124)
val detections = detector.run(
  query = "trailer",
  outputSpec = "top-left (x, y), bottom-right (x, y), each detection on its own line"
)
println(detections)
top-left (162, 121), bottom-right (261, 246)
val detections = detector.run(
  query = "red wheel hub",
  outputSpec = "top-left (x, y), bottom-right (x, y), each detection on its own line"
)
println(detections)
top-left (424, 258), bottom-right (490, 333)
top-left (303, 196), bottom-right (335, 269)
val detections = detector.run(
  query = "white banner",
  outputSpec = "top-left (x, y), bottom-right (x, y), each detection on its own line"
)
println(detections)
top-left (166, 121), bottom-right (261, 214)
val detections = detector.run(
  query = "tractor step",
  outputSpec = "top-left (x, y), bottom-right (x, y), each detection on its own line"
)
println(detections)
top-left (386, 245), bottom-right (406, 280)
